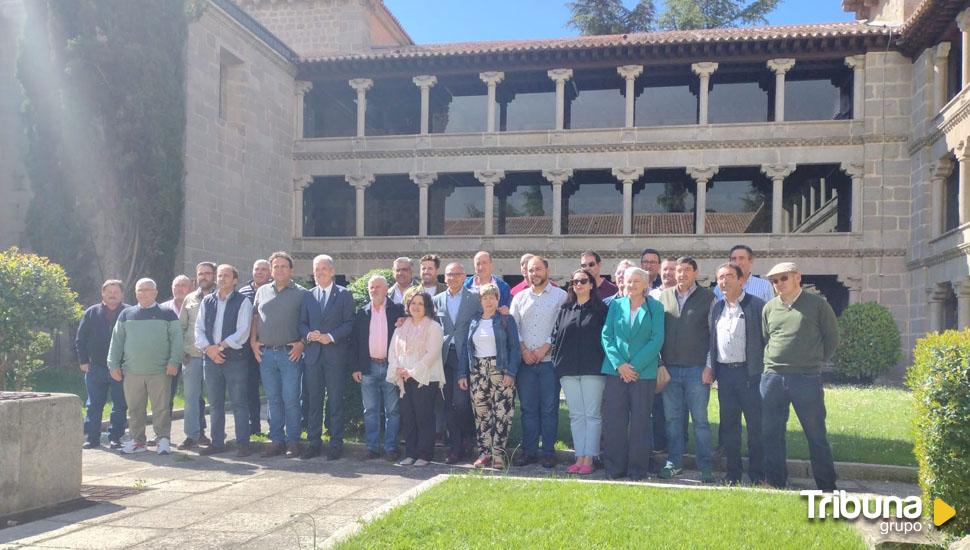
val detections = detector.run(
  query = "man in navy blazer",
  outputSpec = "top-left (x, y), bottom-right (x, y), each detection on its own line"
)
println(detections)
top-left (300, 254), bottom-right (356, 460)
top-left (434, 262), bottom-right (483, 463)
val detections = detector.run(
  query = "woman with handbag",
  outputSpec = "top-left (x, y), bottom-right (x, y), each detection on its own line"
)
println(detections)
top-left (600, 266), bottom-right (666, 481)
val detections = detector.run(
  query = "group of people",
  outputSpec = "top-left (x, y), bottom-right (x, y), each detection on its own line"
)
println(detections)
top-left (75, 244), bottom-right (840, 490)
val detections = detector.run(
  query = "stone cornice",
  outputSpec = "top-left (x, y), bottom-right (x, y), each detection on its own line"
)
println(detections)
top-left (295, 134), bottom-right (907, 162)
top-left (907, 241), bottom-right (970, 270)
top-left (910, 90), bottom-right (970, 154)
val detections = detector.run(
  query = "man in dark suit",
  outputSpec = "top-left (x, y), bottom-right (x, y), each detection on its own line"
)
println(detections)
top-left (434, 262), bottom-right (483, 463)
top-left (351, 275), bottom-right (405, 461)
top-left (301, 254), bottom-right (356, 460)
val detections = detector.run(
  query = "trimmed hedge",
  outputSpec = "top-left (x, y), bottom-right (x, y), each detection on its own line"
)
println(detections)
top-left (834, 302), bottom-right (901, 383)
top-left (908, 330), bottom-right (970, 536)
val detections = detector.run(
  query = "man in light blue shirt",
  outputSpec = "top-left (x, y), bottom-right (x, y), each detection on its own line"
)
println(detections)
top-left (713, 245), bottom-right (774, 304)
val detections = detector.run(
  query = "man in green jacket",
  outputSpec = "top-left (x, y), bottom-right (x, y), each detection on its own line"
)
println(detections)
top-left (108, 278), bottom-right (182, 455)
top-left (761, 262), bottom-right (839, 491)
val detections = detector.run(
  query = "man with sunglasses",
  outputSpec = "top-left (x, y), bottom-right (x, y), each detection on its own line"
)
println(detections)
top-left (580, 250), bottom-right (617, 300)
top-left (761, 262), bottom-right (839, 491)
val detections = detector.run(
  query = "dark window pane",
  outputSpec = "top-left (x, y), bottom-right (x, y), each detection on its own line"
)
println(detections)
top-left (632, 169), bottom-right (695, 234)
top-left (304, 177), bottom-right (355, 236)
top-left (367, 80), bottom-right (420, 136)
top-left (636, 84), bottom-right (697, 126)
top-left (304, 82), bottom-right (357, 138)
top-left (496, 173), bottom-right (552, 234)
top-left (567, 71), bottom-right (625, 129)
top-left (505, 92), bottom-right (555, 131)
top-left (709, 66), bottom-right (769, 123)
top-left (365, 175), bottom-right (418, 236)
top-left (945, 165), bottom-right (959, 231)
top-left (563, 171), bottom-right (622, 234)
top-left (429, 173), bottom-right (483, 235)
top-left (705, 168), bottom-right (772, 234)
top-left (948, 39), bottom-right (963, 103)
top-left (785, 79), bottom-right (842, 121)
top-left (783, 165), bottom-right (850, 234)
top-left (431, 79), bottom-right (488, 134)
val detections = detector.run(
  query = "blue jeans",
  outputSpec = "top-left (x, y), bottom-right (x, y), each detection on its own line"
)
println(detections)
top-left (204, 355), bottom-right (251, 448)
top-left (259, 349), bottom-right (304, 445)
top-left (516, 360), bottom-right (559, 457)
top-left (361, 361), bottom-right (400, 453)
top-left (182, 357), bottom-right (205, 440)
top-left (560, 375), bottom-right (605, 457)
top-left (662, 365), bottom-right (713, 471)
top-left (84, 366), bottom-right (127, 444)
top-left (760, 372), bottom-right (836, 490)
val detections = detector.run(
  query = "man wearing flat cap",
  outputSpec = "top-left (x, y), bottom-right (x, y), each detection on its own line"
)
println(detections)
top-left (761, 262), bottom-right (839, 491)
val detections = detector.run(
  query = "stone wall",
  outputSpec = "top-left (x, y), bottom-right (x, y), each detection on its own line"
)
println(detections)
top-left (180, 3), bottom-right (298, 277)
top-left (0, 1), bottom-right (28, 249)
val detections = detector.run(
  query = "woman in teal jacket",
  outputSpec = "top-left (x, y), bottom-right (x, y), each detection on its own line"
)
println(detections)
top-left (600, 266), bottom-right (665, 480)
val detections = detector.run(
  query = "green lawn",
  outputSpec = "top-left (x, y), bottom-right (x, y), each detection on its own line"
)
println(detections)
top-left (337, 477), bottom-right (864, 550)
top-left (31, 366), bottom-right (185, 419)
top-left (507, 385), bottom-right (915, 467)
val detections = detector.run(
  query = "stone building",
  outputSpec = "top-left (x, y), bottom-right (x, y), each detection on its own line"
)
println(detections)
top-left (1, 0), bottom-right (969, 363)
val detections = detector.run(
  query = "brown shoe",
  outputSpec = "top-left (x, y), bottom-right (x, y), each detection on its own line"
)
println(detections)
top-left (261, 442), bottom-right (285, 458)
top-left (285, 442), bottom-right (301, 458)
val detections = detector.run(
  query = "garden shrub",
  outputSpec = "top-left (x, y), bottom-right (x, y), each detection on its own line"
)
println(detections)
top-left (908, 330), bottom-right (970, 536)
top-left (834, 302), bottom-right (901, 383)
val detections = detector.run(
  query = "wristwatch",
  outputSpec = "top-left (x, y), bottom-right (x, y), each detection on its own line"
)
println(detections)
top-left (218, 344), bottom-right (225, 353)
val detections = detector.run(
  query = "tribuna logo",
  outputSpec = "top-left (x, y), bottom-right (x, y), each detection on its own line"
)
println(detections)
top-left (801, 490), bottom-right (922, 520)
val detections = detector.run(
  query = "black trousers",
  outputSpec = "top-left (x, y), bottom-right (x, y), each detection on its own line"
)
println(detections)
top-left (652, 393), bottom-right (667, 451)
top-left (246, 352), bottom-right (262, 434)
top-left (443, 348), bottom-right (475, 454)
top-left (602, 376), bottom-right (656, 478)
top-left (715, 364), bottom-right (764, 482)
top-left (401, 379), bottom-right (438, 461)
top-left (302, 358), bottom-right (346, 448)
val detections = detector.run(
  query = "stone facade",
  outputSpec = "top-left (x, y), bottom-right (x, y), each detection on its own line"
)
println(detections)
top-left (0, 0), bottom-right (27, 250)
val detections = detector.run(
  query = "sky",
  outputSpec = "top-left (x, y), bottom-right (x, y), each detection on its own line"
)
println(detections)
top-left (383, 0), bottom-right (857, 44)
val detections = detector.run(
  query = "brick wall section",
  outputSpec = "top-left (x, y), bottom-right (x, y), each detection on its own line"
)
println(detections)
top-left (237, 0), bottom-right (373, 57)
top-left (180, 5), bottom-right (297, 276)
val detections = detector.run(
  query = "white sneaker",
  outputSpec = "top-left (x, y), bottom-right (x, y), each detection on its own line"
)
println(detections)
top-left (156, 438), bottom-right (171, 455)
top-left (397, 457), bottom-right (415, 466)
top-left (121, 441), bottom-right (147, 454)
top-left (413, 458), bottom-right (429, 467)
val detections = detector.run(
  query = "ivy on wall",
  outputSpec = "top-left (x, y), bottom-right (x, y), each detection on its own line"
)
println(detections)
top-left (17, 0), bottom-right (204, 300)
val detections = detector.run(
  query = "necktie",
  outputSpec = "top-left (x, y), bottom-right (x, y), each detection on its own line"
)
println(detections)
top-left (321, 289), bottom-right (328, 310)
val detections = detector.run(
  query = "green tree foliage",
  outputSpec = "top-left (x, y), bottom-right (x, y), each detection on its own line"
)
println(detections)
top-left (17, 1), bottom-right (202, 301)
top-left (833, 302), bottom-right (901, 383)
top-left (909, 331), bottom-right (970, 536)
top-left (566, 0), bottom-right (656, 34)
top-left (567, 0), bottom-right (781, 34)
top-left (0, 247), bottom-right (82, 390)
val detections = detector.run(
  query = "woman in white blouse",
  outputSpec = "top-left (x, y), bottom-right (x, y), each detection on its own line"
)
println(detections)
top-left (386, 287), bottom-right (445, 466)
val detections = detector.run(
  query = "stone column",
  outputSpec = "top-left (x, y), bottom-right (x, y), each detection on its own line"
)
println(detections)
top-left (348, 78), bottom-right (373, 138)
top-left (543, 169), bottom-right (573, 235)
top-left (294, 81), bottom-right (313, 139)
top-left (933, 43), bottom-right (951, 112)
top-left (688, 166), bottom-right (718, 234)
top-left (844, 55), bottom-right (866, 120)
top-left (474, 170), bottom-right (504, 235)
top-left (479, 72), bottom-right (505, 133)
top-left (958, 10), bottom-right (970, 89)
top-left (617, 65), bottom-right (643, 128)
top-left (410, 172), bottom-right (437, 236)
top-left (932, 158), bottom-right (954, 236)
top-left (927, 286), bottom-right (945, 333)
top-left (767, 58), bottom-right (795, 122)
top-left (957, 141), bottom-right (970, 226)
top-left (691, 62), bottom-right (718, 125)
top-left (956, 278), bottom-right (970, 329)
top-left (345, 174), bottom-right (374, 237)
top-left (293, 175), bottom-right (313, 238)
top-left (412, 75), bottom-right (437, 135)
top-left (547, 69), bottom-right (574, 131)
top-left (612, 167), bottom-right (645, 235)
top-left (838, 275), bottom-right (863, 305)
top-left (840, 162), bottom-right (865, 233)
top-left (761, 164), bottom-right (796, 233)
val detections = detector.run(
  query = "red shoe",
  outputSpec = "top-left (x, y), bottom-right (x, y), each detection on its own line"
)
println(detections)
top-left (577, 464), bottom-right (594, 475)
top-left (473, 454), bottom-right (492, 468)
top-left (566, 463), bottom-right (582, 474)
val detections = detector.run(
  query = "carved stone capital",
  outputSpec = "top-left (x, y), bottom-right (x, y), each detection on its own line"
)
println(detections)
top-left (687, 166), bottom-right (718, 183)
top-left (474, 169), bottom-right (505, 187)
top-left (616, 65), bottom-right (644, 80)
top-left (345, 174), bottom-right (375, 189)
top-left (767, 58), bottom-right (796, 75)
top-left (844, 54), bottom-right (866, 71)
top-left (958, 8), bottom-right (970, 33)
top-left (612, 167), bottom-right (645, 183)
top-left (412, 75), bottom-right (437, 89)
top-left (294, 175), bottom-right (313, 190)
top-left (761, 163), bottom-right (796, 180)
top-left (542, 168), bottom-right (573, 185)
top-left (295, 81), bottom-right (313, 96)
top-left (479, 71), bottom-right (505, 86)
top-left (839, 162), bottom-right (865, 179)
top-left (933, 157), bottom-right (955, 180)
top-left (954, 140), bottom-right (970, 161)
top-left (935, 42), bottom-right (952, 61)
top-left (547, 68), bottom-right (574, 83)
top-left (348, 78), bottom-right (374, 93)
top-left (691, 62), bottom-right (719, 78)
top-left (409, 171), bottom-right (437, 187)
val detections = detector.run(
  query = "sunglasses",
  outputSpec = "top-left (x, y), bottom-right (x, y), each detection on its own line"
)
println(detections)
top-left (769, 275), bottom-right (790, 285)
top-left (571, 278), bottom-right (591, 286)
top-left (580, 262), bottom-right (597, 268)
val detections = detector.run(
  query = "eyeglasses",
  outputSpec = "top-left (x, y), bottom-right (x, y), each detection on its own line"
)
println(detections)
top-left (770, 275), bottom-right (790, 285)
top-left (641, 260), bottom-right (660, 266)
top-left (445, 272), bottom-right (463, 277)
top-left (580, 262), bottom-right (597, 268)
top-left (571, 278), bottom-right (590, 286)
